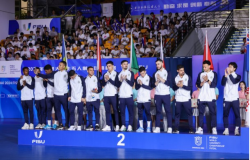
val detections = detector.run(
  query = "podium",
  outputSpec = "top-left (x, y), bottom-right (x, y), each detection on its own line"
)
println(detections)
top-left (18, 127), bottom-right (249, 154)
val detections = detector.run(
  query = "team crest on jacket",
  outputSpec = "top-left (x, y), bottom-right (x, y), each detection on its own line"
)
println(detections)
top-left (164, 74), bottom-right (166, 77)
top-left (185, 78), bottom-right (187, 81)
top-left (146, 79), bottom-right (149, 82)
top-left (78, 81), bottom-right (80, 83)
top-left (64, 75), bottom-right (66, 78)
top-left (93, 79), bottom-right (96, 82)
top-left (128, 74), bottom-right (130, 76)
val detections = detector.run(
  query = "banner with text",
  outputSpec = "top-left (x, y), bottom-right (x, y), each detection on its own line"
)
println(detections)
top-left (126, 0), bottom-right (235, 15)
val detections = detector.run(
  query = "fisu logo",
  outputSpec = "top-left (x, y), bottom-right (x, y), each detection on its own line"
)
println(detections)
top-left (32, 131), bottom-right (45, 144)
top-left (23, 23), bottom-right (31, 31)
top-left (34, 131), bottom-right (43, 138)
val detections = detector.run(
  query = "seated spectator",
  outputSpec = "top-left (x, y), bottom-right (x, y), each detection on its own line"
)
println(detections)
top-left (112, 34), bottom-right (120, 46)
top-left (28, 43), bottom-right (37, 55)
top-left (66, 45), bottom-right (73, 56)
top-left (35, 31), bottom-right (42, 42)
top-left (42, 31), bottom-right (51, 48)
top-left (76, 50), bottom-right (86, 59)
top-left (102, 48), bottom-right (112, 58)
top-left (42, 52), bottom-right (51, 60)
top-left (0, 53), bottom-right (5, 61)
top-left (56, 41), bottom-right (62, 53)
top-left (102, 28), bottom-right (109, 41)
top-left (121, 34), bottom-right (129, 46)
top-left (119, 45), bottom-right (128, 58)
top-left (151, 36), bottom-right (159, 46)
top-left (111, 46), bottom-right (120, 58)
top-left (20, 46), bottom-right (31, 60)
top-left (7, 52), bottom-right (14, 61)
top-left (27, 36), bottom-right (35, 46)
top-left (67, 52), bottom-right (73, 59)
top-left (87, 34), bottom-right (94, 46)
top-left (14, 53), bottom-right (22, 61)
top-left (86, 51), bottom-right (95, 59)
top-left (12, 37), bottom-right (20, 47)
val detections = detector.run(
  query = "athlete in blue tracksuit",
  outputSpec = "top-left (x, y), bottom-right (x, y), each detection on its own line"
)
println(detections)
top-left (34, 67), bottom-right (47, 129)
top-left (17, 67), bottom-right (35, 130)
top-left (42, 64), bottom-right (58, 130)
top-left (152, 59), bottom-right (172, 133)
top-left (117, 60), bottom-right (134, 132)
top-left (195, 60), bottom-right (218, 135)
top-left (68, 70), bottom-right (86, 131)
top-left (221, 62), bottom-right (241, 135)
top-left (34, 61), bottom-right (69, 130)
top-left (101, 61), bottom-right (120, 132)
top-left (85, 66), bottom-right (102, 131)
top-left (135, 66), bottom-right (152, 133)
top-left (173, 65), bottom-right (193, 133)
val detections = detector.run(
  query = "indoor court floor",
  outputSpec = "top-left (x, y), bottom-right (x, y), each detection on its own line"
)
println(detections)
top-left (0, 119), bottom-right (248, 160)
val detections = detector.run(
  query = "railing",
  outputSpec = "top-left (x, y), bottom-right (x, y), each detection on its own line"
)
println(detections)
top-left (210, 11), bottom-right (234, 55)
top-left (164, 0), bottom-right (236, 56)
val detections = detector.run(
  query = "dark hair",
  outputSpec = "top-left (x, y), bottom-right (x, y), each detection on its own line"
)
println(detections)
top-left (121, 60), bottom-right (128, 64)
top-left (87, 66), bottom-right (94, 70)
top-left (106, 61), bottom-right (113, 65)
top-left (68, 70), bottom-right (76, 77)
top-left (177, 65), bottom-right (184, 70)
top-left (139, 66), bottom-right (146, 72)
top-left (239, 81), bottom-right (247, 90)
top-left (35, 67), bottom-right (40, 71)
top-left (156, 58), bottom-right (163, 63)
top-left (22, 67), bottom-right (28, 71)
top-left (44, 64), bottom-right (52, 71)
top-left (228, 62), bottom-right (237, 71)
top-left (203, 60), bottom-right (211, 65)
top-left (60, 61), bottom-right (67, 67)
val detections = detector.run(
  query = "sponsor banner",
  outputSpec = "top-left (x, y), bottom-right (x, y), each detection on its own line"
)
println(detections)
top-left (9, 18), bottom-right (61, 35)
top-left (0, 61), bottom-right (22, 78)
top-left (18, 127), bottom-right (249, 154)
top-left (126, 0), bottom-right (235, 15)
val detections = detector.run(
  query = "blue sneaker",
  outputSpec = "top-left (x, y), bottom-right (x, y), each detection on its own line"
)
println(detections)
top-left (43, 124), bottom-right (52, 130)
top-left (136, 127), bottom-right (144, 133)
top-left (52, 124), bottom-right (57, 130)
top-left (146, 127), bottom-right (151, 133)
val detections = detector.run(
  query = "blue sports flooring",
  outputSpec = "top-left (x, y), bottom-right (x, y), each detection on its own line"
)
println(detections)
top-left (0, 119), bottom-right (248, 160)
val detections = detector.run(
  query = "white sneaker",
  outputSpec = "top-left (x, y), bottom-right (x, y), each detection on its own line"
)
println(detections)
top-left (68, 126), bottom-right (76, 131)
top-left (195, 127), bottom-right (203, 134)
top-left (223, 128), bottom-right (229, 135)
top-left (120, 125), bottom-right (126, 132)
top-left (115, 125), bottom-right (120, 132)
top-left (127, 125), bottom-right (133, 132)
top-left (153, 127), bottom-right (160, 133)
top-left (29, 123), bottom-right (34, 130)
top-left (212, 127), bottom-right (217, 135)
top-left (21, 123), bottom-right (29, 130)
top-left (102, 125), bottom-right (111, 131)
top-left (235, 127), bottom-right (240, 135)
top-left (35, 124), bottom-right (41, 129)
top-left (167, 127), bottom-right (172, 133)
top-left (77, 126), bottom-right (81, 131)
top-left (40, 124), bottom-right (45, 129)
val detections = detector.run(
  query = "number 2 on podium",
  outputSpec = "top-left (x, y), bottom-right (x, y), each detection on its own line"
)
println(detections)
top-left (117, 133), bottom-right (125, 146)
